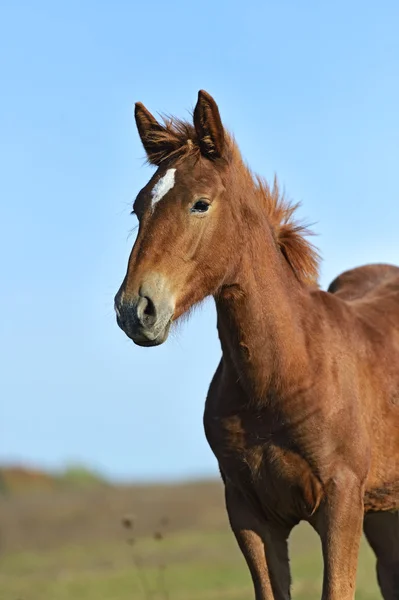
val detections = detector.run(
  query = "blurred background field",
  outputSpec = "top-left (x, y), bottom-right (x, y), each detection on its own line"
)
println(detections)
top-left (0, 466), bottom-right (380, 600)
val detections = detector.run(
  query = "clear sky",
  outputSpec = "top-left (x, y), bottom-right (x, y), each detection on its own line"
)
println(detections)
top-left (1, 0), bottom-right (399, 481)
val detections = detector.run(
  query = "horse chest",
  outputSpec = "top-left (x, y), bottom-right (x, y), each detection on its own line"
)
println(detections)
top-left (204, 412), bottom-right (323, 521)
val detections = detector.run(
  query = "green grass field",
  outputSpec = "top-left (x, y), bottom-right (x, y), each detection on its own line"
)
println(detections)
top-left (0, 476), bottom-right (381, 599)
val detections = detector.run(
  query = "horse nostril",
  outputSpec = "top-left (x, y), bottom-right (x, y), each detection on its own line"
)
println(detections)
top-left (138, 296), bottom-right (157, 327)
top-left (143, 296), bottom-right (155, 318)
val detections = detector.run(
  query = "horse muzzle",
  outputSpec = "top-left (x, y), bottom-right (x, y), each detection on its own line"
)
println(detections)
top-left (114, 275), bottom-right (174, 347)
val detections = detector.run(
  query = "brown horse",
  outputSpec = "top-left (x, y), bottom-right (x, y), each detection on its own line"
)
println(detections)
top-left (115, 90), bottom-right (399, 599)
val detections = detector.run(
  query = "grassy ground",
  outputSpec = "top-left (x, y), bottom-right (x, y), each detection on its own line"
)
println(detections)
top-left (0, 477), bottom-right (381, 599)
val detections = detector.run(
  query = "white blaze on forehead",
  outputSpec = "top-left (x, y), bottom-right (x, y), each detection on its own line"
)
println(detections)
top-left (150, 168), bottom-right (176, 210)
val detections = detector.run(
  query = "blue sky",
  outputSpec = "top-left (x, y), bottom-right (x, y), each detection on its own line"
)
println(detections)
top-left (1, 0), bottom-right (399, 481)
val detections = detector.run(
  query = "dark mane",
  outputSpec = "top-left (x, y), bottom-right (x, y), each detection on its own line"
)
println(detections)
top-left (149, 116), bottom-right (320, 286)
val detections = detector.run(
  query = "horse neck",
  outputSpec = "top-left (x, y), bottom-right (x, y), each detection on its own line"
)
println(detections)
top-left (215, 201), bottom-right (311, 403)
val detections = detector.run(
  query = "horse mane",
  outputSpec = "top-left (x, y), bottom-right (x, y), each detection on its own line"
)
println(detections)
top-left (148, 115), bottom-right (320, 286)
top-left (254, 176), bottom-right (320, 285)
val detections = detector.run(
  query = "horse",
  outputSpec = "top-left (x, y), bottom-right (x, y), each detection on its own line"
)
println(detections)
top-left (114, 90), bottom-right (399, 599)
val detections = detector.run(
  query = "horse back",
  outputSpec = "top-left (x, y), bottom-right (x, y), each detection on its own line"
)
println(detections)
top-left (328, 263), bottom-right (399, 302)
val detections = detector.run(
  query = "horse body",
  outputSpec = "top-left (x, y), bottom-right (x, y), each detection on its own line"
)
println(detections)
top-left (204, 261), bottom-right (399, 598)
top-left (205, 262), bottom-right (399, 517)
top-left (115, 90), bottom-right (399, 599)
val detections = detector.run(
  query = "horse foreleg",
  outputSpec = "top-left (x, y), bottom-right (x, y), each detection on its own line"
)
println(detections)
top-left (225, 483), bottom-right (292, 600)
top-left (311, 471), bottom-right (364, 600)
top-left (364, 510), bottom-right (399, 599)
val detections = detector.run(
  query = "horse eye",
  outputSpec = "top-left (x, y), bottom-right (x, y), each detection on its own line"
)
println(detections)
top-left (191, 200), bottom-right (210, 213)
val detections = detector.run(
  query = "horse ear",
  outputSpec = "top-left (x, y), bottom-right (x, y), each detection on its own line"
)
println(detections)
top-left (193, 90), bottom-right (225, 159)
top-left (134, 102), bottom-right (180, 166)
